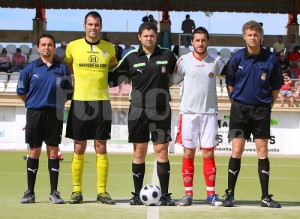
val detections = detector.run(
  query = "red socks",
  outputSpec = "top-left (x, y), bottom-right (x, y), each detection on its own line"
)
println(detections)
top-left (182, 157), bottom-right (194, 196)
top-left (203, 157), bottom-right (216, 197)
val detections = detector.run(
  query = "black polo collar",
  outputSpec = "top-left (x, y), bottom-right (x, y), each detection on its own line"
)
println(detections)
top-left (138, 45), bottom-right (162, 56)
top-left (244, 47), bottom-right (267, 59)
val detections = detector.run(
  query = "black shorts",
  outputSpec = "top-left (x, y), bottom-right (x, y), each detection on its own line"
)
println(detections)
top-left (26, 108), bottom-right (63, 147)
top-left (228, 101), bottom-right (271, 139)
top-left (66, 100), bottom-right (112, 141)
top-left (128, 104), bottom-right (172, 144)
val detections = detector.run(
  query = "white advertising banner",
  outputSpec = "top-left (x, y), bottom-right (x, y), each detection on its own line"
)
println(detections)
top-left (0, 107), bottom-right (299, 155)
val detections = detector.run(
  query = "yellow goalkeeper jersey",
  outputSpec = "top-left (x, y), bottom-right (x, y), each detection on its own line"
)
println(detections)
top-left (65, 38), bottom-right (118, 101)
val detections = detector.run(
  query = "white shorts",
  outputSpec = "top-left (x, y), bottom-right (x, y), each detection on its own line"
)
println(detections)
top-left (175, 113), bottom-right (218, 150)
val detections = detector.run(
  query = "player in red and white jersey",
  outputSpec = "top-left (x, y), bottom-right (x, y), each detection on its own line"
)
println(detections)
top-left (171, 27), bottom-right (225, 206)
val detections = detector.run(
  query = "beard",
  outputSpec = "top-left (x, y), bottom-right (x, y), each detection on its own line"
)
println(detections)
top-left (42, 52), bottom-right (51, 57)
top-left (195, 47), bottom-right (207, 56)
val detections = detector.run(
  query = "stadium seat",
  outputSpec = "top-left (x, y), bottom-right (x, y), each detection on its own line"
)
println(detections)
top-left (222, 57), bottom-right (230, 63)
top-left (219, 48), bottom-right (231, 58)
top-left (5, 81), bottom-right (17, 93)
top-left (9, 72), bottom-right (20, 82)
top-left (233, 48), bottom-right (241, 54)
top-left (5, 44), bottom-right (17, 54)
top-left (208, 48), bottom-right (218, 55)
top-left (179, 47), bottom-right (191, 57)
top-left (28, 54), bottom-right (40, 63)
top-left (31, 45), bottom-right (39, 54)
top-left (216, 86), bottom-right (222, 97)
top-left (0, 81), bottom-right (5, 92)
top-left (108, 86), bottom-right (120, 95)
top-left (19, 45), bottom-right (31, 55)
top-left (0, 72), bottom-right (8, 82)
top-left (216, 77), bottom-right (221, 87)
top-left (120, 82), bottom-right (131, 96)
top-left (222, 87), bottom-right (229, 97)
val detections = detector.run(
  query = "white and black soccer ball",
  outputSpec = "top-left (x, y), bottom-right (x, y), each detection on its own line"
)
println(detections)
top-left (139, 184), bottom-right (162, 206)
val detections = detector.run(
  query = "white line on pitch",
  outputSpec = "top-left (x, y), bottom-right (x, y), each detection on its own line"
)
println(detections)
top-left (147, 158), bottom-right (160, 219)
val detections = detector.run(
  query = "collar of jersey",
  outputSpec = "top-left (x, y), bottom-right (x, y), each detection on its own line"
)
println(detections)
top-left (244, 46), bottom-right (267, 59)
top-left (85, 38), bottom-right (100, 45)
top-left (37, 57), bottom-right (60, 67)
top-left (138, 45), bottom-right (162, 56)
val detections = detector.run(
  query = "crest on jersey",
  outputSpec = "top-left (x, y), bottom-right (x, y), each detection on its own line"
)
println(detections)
top-left (161, 66), bottom-right (166, 74)
top-left (261, 72), bottom-right (267, 81)
top-left (208, 72), bottom-right (214, 79)
top-left (102, 50), bottom-right (107, 56)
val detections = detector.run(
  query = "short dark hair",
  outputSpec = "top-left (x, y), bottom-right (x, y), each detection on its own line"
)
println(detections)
top-left (191, 27), bottom-right (210, 41)
top-left (37, 33), bottom-right (56, 47)
top-left (84, 11), bottom-right (102, 25)
top-left (138, 22), bottom-right (157, 35)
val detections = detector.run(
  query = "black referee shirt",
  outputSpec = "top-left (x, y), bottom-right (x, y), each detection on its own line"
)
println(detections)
top-left (110, 45), bottom-right (177, 109)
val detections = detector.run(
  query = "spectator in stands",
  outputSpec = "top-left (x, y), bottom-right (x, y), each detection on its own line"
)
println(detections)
top-left (181, 14), bottom-right (195, 48)
top-left (121, 41), bottom-right (135, 58)
top-left (286, 34), bottom-right (299, 56)
top-left (0, 48), bottom-right (11, 73)
top-left (278, 75), bottom-right (294, 107)
top-left (273, 35), bottom-right (285, 56)
top-left (288, 46), bottom-right (300, 78)
top-left (114, 40), bottom-right (123, 61)
top-left (142, 15), bottom-right (149, 23)
top-left (11, 48), bottom-right (26, 72)
top-left (278, 52), bottom-right (291, 74)
top-left (293, 75), bottom-right (300, 99)
top-left (172, 45), bottom-right (179, 57)
top-left (101, 32), bottom-right (109, 42)
top-left (148, 14), bottom-right (158, 28)
top-left (288, 45), bottom-right (300, 65)
top-left (258, 22), bottom-right (264, 46)
top-left (54, 41), bottom-right (67, 62)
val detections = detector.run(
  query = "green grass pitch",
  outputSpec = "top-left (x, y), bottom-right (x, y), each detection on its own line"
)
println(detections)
top-left (1, 151), bottom-right (299, 218)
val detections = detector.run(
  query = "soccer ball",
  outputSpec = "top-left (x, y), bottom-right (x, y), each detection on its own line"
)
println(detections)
top-left (139, 184), bottom-right (162, 206)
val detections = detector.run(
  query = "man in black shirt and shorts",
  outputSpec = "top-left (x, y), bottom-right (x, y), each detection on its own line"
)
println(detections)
top-left (110, 22), bottom-right (177, 206)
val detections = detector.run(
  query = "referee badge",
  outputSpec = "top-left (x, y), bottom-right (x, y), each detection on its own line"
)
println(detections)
top-left (261, 72), bottom-right (267, 81)
top-left (161, 66), bottom-right (166, 74)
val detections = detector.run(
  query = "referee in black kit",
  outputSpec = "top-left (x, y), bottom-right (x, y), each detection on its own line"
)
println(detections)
top-left (109, 22), bottom-right (177, 206)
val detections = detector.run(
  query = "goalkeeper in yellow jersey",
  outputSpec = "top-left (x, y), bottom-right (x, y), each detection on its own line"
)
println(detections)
top-left (64, 11), bottom-right (118, 204)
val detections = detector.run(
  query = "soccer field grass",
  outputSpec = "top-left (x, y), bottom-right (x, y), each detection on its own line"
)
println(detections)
top-left (1, 151), bottom-right (300, 219)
